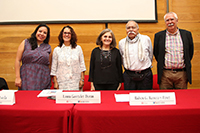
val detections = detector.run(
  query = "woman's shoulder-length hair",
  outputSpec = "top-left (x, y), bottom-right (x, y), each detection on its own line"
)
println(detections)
top-left (28, 23), bottom-right (50, 50)
top-left (96, 28), bottom-right (116, 49)
top-left (58, 25), bottom-right (77, 48)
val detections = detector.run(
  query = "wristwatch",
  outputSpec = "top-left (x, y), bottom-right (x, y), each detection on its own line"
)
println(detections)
top-left (81, 79), bottom-right (84, 82)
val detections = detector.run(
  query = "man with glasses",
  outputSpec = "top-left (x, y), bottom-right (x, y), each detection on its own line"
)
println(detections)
top-left (153, 12), bottom-right (194, 89)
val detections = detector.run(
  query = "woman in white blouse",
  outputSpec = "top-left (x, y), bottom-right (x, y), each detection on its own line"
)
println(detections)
top-left (51, 26), bottom-right (86, 90)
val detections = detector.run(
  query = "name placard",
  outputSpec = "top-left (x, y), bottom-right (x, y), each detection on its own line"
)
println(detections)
top-left (0, 90), bottom-right (16, 105)
top-left (56, 92), bottom-right (101, 104)
top-left (129, 92), bottom-right (176, 106)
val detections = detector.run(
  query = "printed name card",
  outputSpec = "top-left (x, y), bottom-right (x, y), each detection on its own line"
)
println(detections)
top-left (129, 92), bottom-right (176, 106)
top-left (0, 90), bottom-right (17, 105)
top-left (56, 91), bottom-right (101, 104)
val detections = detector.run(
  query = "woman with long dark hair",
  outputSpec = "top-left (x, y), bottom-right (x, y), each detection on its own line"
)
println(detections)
top-left (15, 24), bottom-right (51, 90)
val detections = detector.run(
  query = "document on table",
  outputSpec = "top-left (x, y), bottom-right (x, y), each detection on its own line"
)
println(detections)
top-left (114, 94), bottom-right (129, 102)
top-left (0, 90), bottom-right (18, 105)
top-left (37, 89), bottom-right (62, 97)
top-left (1, 90), bottom-right (18, 93)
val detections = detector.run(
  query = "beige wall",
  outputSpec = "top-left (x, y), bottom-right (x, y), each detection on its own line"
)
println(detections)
top-left (0, 0), bottom-right (200, 89)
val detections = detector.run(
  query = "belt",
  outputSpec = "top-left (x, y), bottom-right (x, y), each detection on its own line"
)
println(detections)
top-left (125, 67), bottom-right (151, 74)
top-left (164, 68), bottom-right (186, 72)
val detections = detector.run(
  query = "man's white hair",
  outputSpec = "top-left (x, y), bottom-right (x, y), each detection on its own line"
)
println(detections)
top-left (164, 12), bottom-right (178, 21)
top-left (126, 20), bottom-right (139, 29)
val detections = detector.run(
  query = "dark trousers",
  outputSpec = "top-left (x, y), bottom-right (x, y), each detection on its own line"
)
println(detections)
top-left (94, 83), bottom-right (119, 90)
top-left (123, 69), bottom-right (153, 90)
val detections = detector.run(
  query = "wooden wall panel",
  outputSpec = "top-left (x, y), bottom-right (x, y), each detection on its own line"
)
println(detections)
top-left (109, 0), bottom-right (200, 89)
top-left (108, 0), bottom-right (167, 76)
top-left (48, 23), bottom-right (106, 75)
top-left (0, 0), bottom-right (200, 89)
top-left (169, 0), bottom-right (200, 89)
top-left (0, 23), bottom-right (105, 90)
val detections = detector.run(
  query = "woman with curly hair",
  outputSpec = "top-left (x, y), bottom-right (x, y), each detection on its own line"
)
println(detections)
top-left (51, 26), bottom-right (86, 90)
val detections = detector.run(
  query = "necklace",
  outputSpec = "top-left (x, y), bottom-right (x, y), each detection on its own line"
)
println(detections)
top-left (102, 50), bottom-right (110, 58)
top-left (100, 50), bottom-right (112, 69)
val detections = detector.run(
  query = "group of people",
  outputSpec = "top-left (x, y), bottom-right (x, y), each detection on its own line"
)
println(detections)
top-left (14, 12), bottom-right (194, 91)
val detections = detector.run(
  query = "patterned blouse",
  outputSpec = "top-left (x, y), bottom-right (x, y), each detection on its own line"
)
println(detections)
top-left (51, 44), bottom-right (86, 90)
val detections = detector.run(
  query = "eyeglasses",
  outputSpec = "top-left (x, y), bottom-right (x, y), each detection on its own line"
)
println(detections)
top-left (63, 32), bottom-right (71, 35)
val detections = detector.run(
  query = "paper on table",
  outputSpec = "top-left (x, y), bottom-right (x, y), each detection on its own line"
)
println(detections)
top-left (0, 90), bottom-right (17, 105)
top-left (37, 89), bottom-right (62, 97)
top-left (114, 94), bottom-right (129, 102)
top-left (1, 90), bottom-right (18, 93)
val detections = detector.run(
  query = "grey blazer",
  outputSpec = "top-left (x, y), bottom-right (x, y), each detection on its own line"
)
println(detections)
top-left (153, 29), bottom-right (194, 84)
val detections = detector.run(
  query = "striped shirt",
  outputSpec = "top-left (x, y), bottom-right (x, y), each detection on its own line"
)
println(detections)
top-left (165, 29), bottom-right (185, 69)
